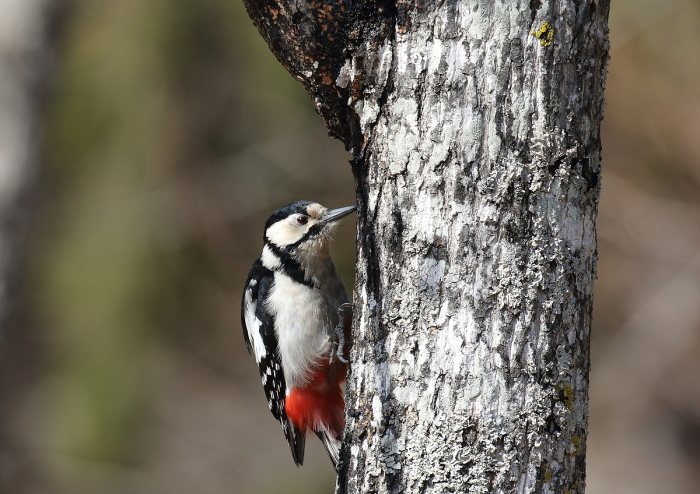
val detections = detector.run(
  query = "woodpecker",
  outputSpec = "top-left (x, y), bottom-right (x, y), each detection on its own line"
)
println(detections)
top-left (241, 200), bottom-right (355, 467)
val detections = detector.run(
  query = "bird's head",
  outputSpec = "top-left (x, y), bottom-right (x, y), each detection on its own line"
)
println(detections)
top-left (263, 201), bottom-right (356, 260)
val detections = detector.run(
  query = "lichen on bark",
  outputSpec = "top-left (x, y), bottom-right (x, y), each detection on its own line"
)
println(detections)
top-left (242, 0), bottom-right (610, 492)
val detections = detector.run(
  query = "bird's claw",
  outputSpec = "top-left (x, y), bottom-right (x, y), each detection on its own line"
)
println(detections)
top-left (330, 303), bottom-right (352, 364)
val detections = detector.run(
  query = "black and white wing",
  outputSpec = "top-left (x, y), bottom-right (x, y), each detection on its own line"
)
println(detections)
top-left (241, 259), bottom-right (306, 465)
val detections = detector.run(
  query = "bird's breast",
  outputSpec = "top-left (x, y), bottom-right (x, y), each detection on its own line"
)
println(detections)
top-left (266, 271), bottom-right (348, 390)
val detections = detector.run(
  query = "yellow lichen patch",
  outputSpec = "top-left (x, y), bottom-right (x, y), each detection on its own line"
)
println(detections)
top-left (555, 382), bottom-right (574, 410)
top-left (543, 468), bottom-right (552, 483)
top-left (562, 383), bottom-right (574, 410)
top-left (531, 22), bottom-right (555, 46)
top-left (571, 435), bottom-right (581, 455)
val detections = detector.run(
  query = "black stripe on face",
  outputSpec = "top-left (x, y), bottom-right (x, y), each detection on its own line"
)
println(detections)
top-left (290, 221), bottom-right (326, 248)
top-left (265, 240), bottom-right (317, 289)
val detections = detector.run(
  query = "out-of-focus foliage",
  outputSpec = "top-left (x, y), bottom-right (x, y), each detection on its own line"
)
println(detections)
top-left (0, 0), bottom-right (698, 493)
top-left (588, 2), bottom-right (700, 493)
top-left (3, 1), bottom-right (351, 493)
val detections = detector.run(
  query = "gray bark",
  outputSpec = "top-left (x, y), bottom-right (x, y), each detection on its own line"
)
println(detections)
top-left (0, 0), bottom-right (57, 342)
top-left (242, 0), bottom-right (609, 492)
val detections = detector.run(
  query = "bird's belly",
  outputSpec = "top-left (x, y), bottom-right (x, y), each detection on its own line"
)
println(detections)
top-left (267, 273), bottom-right (341, 390)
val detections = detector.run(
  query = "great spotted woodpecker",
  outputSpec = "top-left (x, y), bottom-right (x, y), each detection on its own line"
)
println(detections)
top-left (241, 201), bottom-right (355, 467)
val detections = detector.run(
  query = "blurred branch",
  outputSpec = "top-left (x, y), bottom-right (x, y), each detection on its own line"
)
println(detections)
top-left (0, 1), bottom-right (60, 348)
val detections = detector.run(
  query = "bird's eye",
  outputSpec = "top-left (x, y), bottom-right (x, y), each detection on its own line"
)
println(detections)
top-left (296, 216), bottom-right (308, 225)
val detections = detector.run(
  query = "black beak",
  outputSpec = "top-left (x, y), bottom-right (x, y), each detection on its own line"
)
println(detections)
top-left (321, 205), bottom-right (357, 223)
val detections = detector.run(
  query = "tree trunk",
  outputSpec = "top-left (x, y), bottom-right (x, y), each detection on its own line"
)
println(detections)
top-left (242, 1), bottom-right (609, 492)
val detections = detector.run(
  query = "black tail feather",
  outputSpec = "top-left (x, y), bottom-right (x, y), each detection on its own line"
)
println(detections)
top-left (283, 420), bottom-right (306, 466)
top-left (315, 429), bottom-right (340, 468)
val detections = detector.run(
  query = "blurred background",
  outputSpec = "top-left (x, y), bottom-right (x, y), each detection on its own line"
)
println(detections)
top-left (0, 0), bottom-right (697, 493)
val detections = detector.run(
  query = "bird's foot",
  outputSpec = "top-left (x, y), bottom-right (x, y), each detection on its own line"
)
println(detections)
top-left (330, 303), bottom-right (353, 364)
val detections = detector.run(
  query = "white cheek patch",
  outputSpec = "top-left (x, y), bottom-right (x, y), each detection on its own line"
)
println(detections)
top-left (266, 216), bottom-right (320, 248)
top-left (261, 245), bottom-right (281, 270)
top-left (266, 219), bottom-right (304, 247)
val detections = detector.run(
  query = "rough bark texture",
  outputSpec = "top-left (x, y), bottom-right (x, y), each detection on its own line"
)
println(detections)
top-left (242, 0), bottom-right (609, 492)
